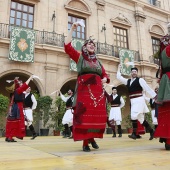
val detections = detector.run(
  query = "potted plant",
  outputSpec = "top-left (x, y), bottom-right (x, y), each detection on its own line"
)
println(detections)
top-left (48, 96), bottom-right (66, 136)
top-left (0, 94), bottom-right (9, 136)
top-left (36, 95), bottom-right (53, 136)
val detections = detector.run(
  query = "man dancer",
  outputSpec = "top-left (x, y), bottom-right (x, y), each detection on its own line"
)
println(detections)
top-left (145, 88), bottom-right (158, 130)
top-left (60, 89), bottom-right (74, 138)
top-left (117, 65), bottom-right (156, 140)
top-left (105, 87), bottom-right (125, 137)
top-left (24, 87), bottom-right (38, 140)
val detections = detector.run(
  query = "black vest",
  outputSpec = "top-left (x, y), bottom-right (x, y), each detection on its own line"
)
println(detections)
top-left (14, 91), bottom-right (25, 103)
top-left (66, 95), bottom-right (74, 107)
top-left (110, 95), bottom-right (121, 105)
top-left (150, 99), bottom-right (155, 109)
top-left (126, 77), bottom-right (142, 93)
top-left (24, 93), bottom-right (33, 108)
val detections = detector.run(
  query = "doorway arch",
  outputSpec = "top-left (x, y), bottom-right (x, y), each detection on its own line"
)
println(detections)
top-left (0, 69), bottom-right (44, 98)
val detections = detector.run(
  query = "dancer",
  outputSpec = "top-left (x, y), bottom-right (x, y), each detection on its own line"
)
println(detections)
top-left (5, 75), bottom-right (33, 142)
top-left (105, 87), bottom-right (125, 137)
top-left (145, 88), bottom-right (158, 130)
top-left (154, 25), bottom-right (170, 150)
top-left (64, 22), bottom-right (110, 152)
top-left (59, 89), bottom-right (74, 138)
top-left (117, 66), bottom-right (156, 140)
top-left (24, 87), bottom-right (38, 140)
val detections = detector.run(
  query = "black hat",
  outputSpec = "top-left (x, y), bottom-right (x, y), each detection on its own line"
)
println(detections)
top-left (131, 67), bottom-right (138, 72)
top-left (112, 87), bottom-right (117, 90)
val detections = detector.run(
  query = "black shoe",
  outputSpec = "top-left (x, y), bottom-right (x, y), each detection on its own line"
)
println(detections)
top-left (165, 144), bottom-right (170, 150)
top-left (149, 129), bottom-right (154, 140)
top-left (31, 134), bottom-right (38, 140)
top-left (128, 133), bottom-right (137, 140)
top-left (7, 139), bottom-right (17, 142)
top-left (91, 142), bottom-right (99, 149)
top-left (136, 135), bottom-right (142, 139)
top-left (83, 145), bottom-right (91, 152)
top-left (112, 134), bottom-right (116, 138)
top-left (68, 136), bottom-right (73, 139)
top-left (159, 138), bottom-right (166, 143)
top-left (16, 137), bottom-right (23, 140)
top-left (118, 134), bottom-right (122, 137)
top-left (5, 138), bottom-right (8, 142)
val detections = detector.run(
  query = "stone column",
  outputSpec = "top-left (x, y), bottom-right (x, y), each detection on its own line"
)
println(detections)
top-left (134, 3), bottom-right (146, 62)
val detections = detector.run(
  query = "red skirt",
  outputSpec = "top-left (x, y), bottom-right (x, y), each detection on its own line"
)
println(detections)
top-left (154, 102), bottom-right (170, 138)
top-left (136, 121), bottom-right (145, 135)
top-left (6, 102), bottom-right (25, 138)
top-left (73, 74), bottom-right (107, 141)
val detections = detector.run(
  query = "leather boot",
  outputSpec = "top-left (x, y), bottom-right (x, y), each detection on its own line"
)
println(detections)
top-left (128, 132), bottom-right (137, 140)
top-left (142, 120), bottom-right (154, 140)
top-left (112, 129), bottom-right (116, 137)
top-left (29, 124), bottom-right (38, 140)
top-left (118, 125), bottom-right (122, 137)
top-left (128, 120), bottom-right (137, 140)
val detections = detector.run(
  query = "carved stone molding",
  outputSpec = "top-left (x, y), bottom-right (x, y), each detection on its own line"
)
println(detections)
top-left (96, 0), bottom-right (105, 11)
top-left (135, 12), bottom-right (146, 23)
top-left (110, 13), bottom-right (132, 28)
top-left (64, 0), bottom-right (92, 16)
top-left (44, 66), bottom-right (58, 71)
top-left (149, 24), bottom-right (165, 37)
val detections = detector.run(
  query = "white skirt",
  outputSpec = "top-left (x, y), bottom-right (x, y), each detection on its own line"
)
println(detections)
top-left (130, 96), bottom-right (149, 120)
top-left (62, 109), bottom-right (73, 127)
top-left (109, 107), bottom-right (122, 121)
top-left (151, 110), bottom-right (158, 125)
top-left (23, 109), bottom-right (33, 126)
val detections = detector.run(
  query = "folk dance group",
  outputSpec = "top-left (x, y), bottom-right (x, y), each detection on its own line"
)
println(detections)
top-left (62, 21), bottom-right (170, 152)
top-left (4, 21), bottom-right (170, 152)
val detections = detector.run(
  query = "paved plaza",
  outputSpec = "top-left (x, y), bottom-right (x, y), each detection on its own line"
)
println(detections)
top-left (0, 134), bottom-right (170, 170)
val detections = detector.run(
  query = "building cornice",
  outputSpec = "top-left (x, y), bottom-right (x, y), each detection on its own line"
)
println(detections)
top-left (124, 0), bottom-right (170, 16)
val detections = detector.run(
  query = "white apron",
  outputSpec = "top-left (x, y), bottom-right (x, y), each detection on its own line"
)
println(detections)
top-left (130, 96), bottom-right (149, 123)
top-left (62, 109), bottom-right (73, 127)
top-left (109, 107), bottom-right (122, 121)
top-left (24, 109), bottom-right (33, 126)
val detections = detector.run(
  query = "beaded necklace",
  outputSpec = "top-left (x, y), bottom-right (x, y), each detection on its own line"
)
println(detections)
top-left (87, 84), bottom-right (105, 107)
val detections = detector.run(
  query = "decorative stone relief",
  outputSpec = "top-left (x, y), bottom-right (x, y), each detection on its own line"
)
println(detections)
top-left (96, 0), bottom-right (105, 11)
top-left (64, 0), bottom-right (92, 15)
top-left (110, 13), bottom-right (132, 28)
top-left (149, 24), bottom-right (165, 36)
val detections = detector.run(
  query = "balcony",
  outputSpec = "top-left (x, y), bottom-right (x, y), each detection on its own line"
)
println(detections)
top-left (0, 23), bottom-right (64, 47)
top-left (0, 23), bottom-right (140, 61)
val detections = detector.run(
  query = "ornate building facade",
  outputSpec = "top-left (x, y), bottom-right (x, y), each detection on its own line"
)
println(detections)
top-left (0, 0), bottom-right (170, 129)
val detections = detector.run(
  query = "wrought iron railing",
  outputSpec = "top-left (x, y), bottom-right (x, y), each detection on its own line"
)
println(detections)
top-left (0, 23), bottom-right (65, 47)
top-left (0, 23), bottom-right (141, 60)
top-left (96, 42), bottom-right (140, 62)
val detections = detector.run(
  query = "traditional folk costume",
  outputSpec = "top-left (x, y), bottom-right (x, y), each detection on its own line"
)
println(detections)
top-left (105, 87), bottom-right (125, 137)
top-left (24, 89), bottom-right (38, 140)
top-left (117, 67), bottom-right (156, 140)
top-left (5, 80), bottom-right (29, 142)
top-left (64, 40), bottom-right (110, 152)
top-left (145, 96), bottom-right (158, 129)
top-left (60, 92), bottom-right (74, 138)
top-left (154, 35), bottom-right (170, 150)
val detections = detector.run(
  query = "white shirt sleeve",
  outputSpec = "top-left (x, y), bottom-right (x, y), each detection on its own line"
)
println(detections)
top-left (60, 92), bottom-right (69, 102)
top-left (120, 96), bottom-right (125, 108)
top-left (31, 94), bottom-right (37, 110)
top-left (117, 71), bottom-right (128, 85)
top-left (139, 78), bottom-right (156, 98)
